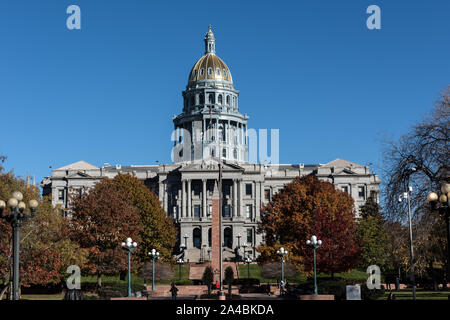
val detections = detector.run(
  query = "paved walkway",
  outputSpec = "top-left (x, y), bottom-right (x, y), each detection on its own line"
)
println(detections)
top-left (240, 293), bottom-right (283, 300)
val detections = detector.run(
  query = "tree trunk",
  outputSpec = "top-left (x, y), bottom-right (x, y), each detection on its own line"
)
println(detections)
top-left (97, 272), bottom-right (102, 289)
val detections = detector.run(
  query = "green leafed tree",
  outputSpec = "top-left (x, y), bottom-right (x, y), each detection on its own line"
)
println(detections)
top-left (357, 199), bottom-right (391, 271)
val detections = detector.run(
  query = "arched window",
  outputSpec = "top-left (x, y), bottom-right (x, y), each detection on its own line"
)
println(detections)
top-left (208, 67), bottom-right (212, 75)
top-left (193, 228), bottom-right (201, 249)
top-left (200, 69), bottom-right (204, 76)
top-left (218, 94), bottom-right (222, 104)
top-left (208, 94), bottom-right (214, 104)
top-left (216, 68), bottom-right (220, 75)
top-left (233, 149), bottom-right (237, 159)
top-left (226, 95), bottom-right (230, 105)
top-left (223, 70), bottom-right (227, 77)
top-left (232, 96), bottom-right (236, 107)
top-left (199, 94), bottom-right (204, 104)
top-left (222, 148), bottom-right (226, 158)
top-left (211, 147), bottom-right (215, 157)
top-left (224, 227), bottom-right (232, 248)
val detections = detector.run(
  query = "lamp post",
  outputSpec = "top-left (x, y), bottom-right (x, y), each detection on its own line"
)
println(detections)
top-left (149, 248), bottom-right (160, 291)
top-left (121, 238), bottom-right (137, 297)
top-left (0, 191), bottom-right (38, 300)
top-left (427, 183), bottom-right (450, 285)
top-left (177, 258), bottom-right (184, 280)
top-left (398, 186), bottom-right (416, 300)
top-left (306, 235), bottom-right (322, 295)
top-left (244, 257), bottom-right (252, 279)
top-left (276, 247), bottom-right (288, 288)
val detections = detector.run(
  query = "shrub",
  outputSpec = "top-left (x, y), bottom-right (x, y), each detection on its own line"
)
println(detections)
top-left (202, 266), bottom-right (214, 295)
top-left (297, 279), bottom-right (347, 300)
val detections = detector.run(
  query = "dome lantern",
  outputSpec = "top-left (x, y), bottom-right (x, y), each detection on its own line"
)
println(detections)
top-left (204, 25), bottom-right (215, 55)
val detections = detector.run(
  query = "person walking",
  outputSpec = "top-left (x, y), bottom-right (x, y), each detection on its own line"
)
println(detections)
top-left (170, 281), bottom-right (179, 300)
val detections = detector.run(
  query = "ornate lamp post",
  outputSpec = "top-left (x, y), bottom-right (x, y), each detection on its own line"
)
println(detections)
top-left (0, 191), bottom-right (38, 300)
top-left (398, 186), bottom-right (416, 300)
top-left (276, 247), bottom-right (288, 287)
top-left (427, 183), bottom-right (450, 285)
top-left (121, 238), bottom-right (137, 297)
top-left (306, 235), bottom-right (322, 295)
top-left (177, 258), bottom-right (184, 280)
top-left (149, 248), bottom-right (160, 291)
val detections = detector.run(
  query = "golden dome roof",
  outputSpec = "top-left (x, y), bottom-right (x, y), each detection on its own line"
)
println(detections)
top-left (188, 54), bottom-right (233, 84)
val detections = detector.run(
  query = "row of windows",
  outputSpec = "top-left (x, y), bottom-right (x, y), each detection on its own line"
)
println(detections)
top-left (188, 93), bottom-right (236, 107)
top-left (193, 68), bottom-right (228, 79)
top-left (340, 185), bottom-right (369, 200)
top-left (190, 227), bottom-right (253, 249)
top-left (189, 204), bottom-right (254, 219)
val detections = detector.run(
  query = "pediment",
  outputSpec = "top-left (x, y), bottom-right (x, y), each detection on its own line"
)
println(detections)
top-left (66, 171), bottom-right (95, 179)
top-left (334, 167), bottom-right (358, 175)
top-left (179, 159), bottom-right (244, 172)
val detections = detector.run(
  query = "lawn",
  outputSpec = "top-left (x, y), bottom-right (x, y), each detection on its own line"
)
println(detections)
top-left (378, 288), bottom-right (450, 300)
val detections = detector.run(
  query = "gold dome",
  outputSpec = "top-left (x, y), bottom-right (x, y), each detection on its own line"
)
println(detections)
top-left (188, 53), bottom-right (233, 84)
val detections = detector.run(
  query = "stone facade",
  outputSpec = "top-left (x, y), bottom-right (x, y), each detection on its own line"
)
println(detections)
top-left (41, 27), bottom-right (381, 263)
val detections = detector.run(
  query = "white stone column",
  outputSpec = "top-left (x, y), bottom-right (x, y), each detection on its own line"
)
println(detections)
top-left (181, 179), bottom-right (186, 218)
top-left (163, 181), bottom-right (168, 213)
top-left (238, 179), bottom-right (243, 217)
top-left (202, 179), bottom-right (207, 218)
top-left (187, 179), bottom-right (192, 218)
top-left (233, 179), bottom-right (237, 217)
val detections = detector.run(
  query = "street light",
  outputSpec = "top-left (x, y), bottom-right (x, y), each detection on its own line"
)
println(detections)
top-left (276, 247), bottom-right (288, 290)
top-left (121, 237), bottom-right (137, 297)
top-left (0, 191), bottom-right (38, 300)
top-left (149, 248), bottom-right (160, 291)
top-left (398, 185), bottom-right (416, 300)
top-left (427, 183), bottom-right (450, 287)
top-left (244, 257), bottom-right (252, 279)
top-left (177, 258), bottom-right (184, 281)
top-left (306, 235), bottom-right (322, 295)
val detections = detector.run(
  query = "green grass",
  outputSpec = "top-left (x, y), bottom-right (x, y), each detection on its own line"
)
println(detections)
top-left (379, 288), bottom-right (450, 300)
top-left (237, 264), bottom-right (369, 284)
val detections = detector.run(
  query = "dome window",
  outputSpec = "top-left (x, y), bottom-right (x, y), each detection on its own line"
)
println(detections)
top-left (208, 67), bottom-right (212, 75)
top-left (200, 69), bottom-right (204, 76)
top-left (226, 95), bottom-right (230, 105)
top-left (223, 70), bottom-right (227, 77)
top-left (216, 68), bottom-right (220, 75)
top-left (218, 94), bottom-right (223, 104)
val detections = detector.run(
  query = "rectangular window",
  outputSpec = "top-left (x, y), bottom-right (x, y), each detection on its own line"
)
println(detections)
top-left (358, 186), bottom-right (366, 199)
top-left (264, 189), bottom-right (270, 202)
top-left (208, 204), bottom-right (212, 216)
top-left (223, 205), bottom-right (231, 217)
top-left (341, 186), bottom-right (349, 194)
top-left (223, 184), bottom-right (231, 196)
top-left (245, 183), bottom-right (252, 196)
top-left (247, 228), bottom-right (253, 244)
top-left (208, 182), bottom-right (214, 195)
top-left (58, 189), bottom-right (65, 201)
top-left (246, 205), bottom-right (252, 219)
top-left (193, 184), bottom-right (201, 196)
top-left (194, 205), bottom-right (200, 218)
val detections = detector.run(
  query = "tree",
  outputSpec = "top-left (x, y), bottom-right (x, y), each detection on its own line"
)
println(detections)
top-left (202, 266), bottom-right (214, 295)
top-left (106, 174), bottom-right (177, 262)
top-left (382, 87), bottom-right (449, 282)
top-left (357, 199), bottom-right (391, 271)
top-left (224, 266), bottom-right (234, 297)
top-left (258, 176), bottom-right (360, 276)
top-left (261, 262), bottom-right (298, 280)
top-left (69, 177), bottom-right (142, 287)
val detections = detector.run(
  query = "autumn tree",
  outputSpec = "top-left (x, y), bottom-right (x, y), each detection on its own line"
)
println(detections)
top-left (106, 174), bottom-right (177, 262)
top-left (258, 176), bottom-right (360, 276)
top-left (357, 199), bottom-right (390, 270)
top-left (69, 177), bottom-right (142, 287)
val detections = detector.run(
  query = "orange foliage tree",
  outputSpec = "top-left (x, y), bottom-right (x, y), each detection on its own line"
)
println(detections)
top-left (258, 176), bottom-right (360, 276)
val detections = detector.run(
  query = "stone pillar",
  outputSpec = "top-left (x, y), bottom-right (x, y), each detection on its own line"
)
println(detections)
top-left (211, 181), bottom-right (221, 282)
top-left (163, 181), bottom-right (168, 213)
top-left (202, 179), bottom-right (207, 218)
top-left (187, 180), bottom-right (192, 218)
top-left (181, 179), bottom-right (186, 218)
top-left (233, 179), bottom-right (237, 217)
top-left (238, 179), bottom-right (243, 217)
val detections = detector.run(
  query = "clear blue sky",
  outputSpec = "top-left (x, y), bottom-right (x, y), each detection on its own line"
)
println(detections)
top-left (0, 0), bottom-right (449, 185)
